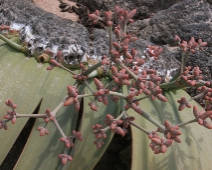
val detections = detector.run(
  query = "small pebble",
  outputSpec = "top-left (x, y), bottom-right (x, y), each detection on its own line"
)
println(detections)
top-left (61, 6), bottom-right (70, 12)
top-left (59, 3), bottom-right (69, 8)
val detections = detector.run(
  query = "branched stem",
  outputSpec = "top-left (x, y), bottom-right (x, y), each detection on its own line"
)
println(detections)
top-left (60, 65), bottom-right (77, 75)
top-left (180, 51), bottom-right (190, 75)
top-left (102, 126), bottom-right (110, 132)
top-left (115, 110), bottom-right (127, 120)
top-left (51, 99), bottom-right (66, 117)
top-left (177, 118), bottom-right (197, 127)
top-left (183, 51), bottom-right (190, 67)
top-left (128, 121), bottom-right (150, 135)
top-left (102, 110), bottom-right (127, 132)
top-left (108, 91), bottom-right (127, 99)
top-left (105, 80), bottom-right (115, 89)
top-left (117, 61), bottom-right (138, 80)
top-left (108, 25), bottom-right (113, 52)
top-left (187, 92), bottom-right (206, 102)
top-left (84, 80), bottom-right (95, 93)
top-left (164, 51), bottom-right (190, 85)
top-left (77, 94), bottom-right (94, 98)
top-left (140, 109), bottom-right (165, 131)
top-left (180, 52), bottom-right (186, 75)
top-left (134, 95), bottom-right (150, 102)
top-left (16, 114), bottom-right (47, 118)
top-left (53, 119), bottom-right (66, 137)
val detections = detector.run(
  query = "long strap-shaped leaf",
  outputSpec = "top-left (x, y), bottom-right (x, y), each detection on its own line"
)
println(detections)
top-left (128, 89), bottom-right (212, 170)
top-left (60, 78), bottom-right (121, 170)
top-left (0, 39), bottom-right (80, 167)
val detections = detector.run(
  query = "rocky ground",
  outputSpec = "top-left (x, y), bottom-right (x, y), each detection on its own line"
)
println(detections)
top-left (33, 0), bottom-right (81, 21)
top-left (1, 0), bottom-right (212, 169)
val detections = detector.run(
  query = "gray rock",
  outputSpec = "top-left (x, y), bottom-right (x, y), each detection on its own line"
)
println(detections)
top-left (76, 0), bottom-right (182, 19)
top-left (129, 0), bottom-right (212, 80)
top-left (0, 0), bottom-right (211, 80)
top-left (90, 28), bottom-right (110, 59)
top-left (0, 0), bottom-right (91, 65)
top-left (90, 28), bottom-right (180, 79)
top-left (137, 0), bottom-right (212, 46)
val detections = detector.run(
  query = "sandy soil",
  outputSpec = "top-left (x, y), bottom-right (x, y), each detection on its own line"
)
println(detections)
top-left (33, 0), bottom-right (79, 21)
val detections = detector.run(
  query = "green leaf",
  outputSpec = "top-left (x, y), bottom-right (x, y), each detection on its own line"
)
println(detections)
top-left (129, 89), bottom-right (212, 170)
top-left (0, 39), bottom-right (80, 168)
top-left (0, 38), bottom-right (120, 169)
top-left (61, 78), bottom-right (121, 170)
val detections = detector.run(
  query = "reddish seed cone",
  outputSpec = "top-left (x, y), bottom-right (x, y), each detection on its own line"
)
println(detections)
top-left (50, 59), bottom-right (61, 67)
top-left (128, 9), bottom-right (137, 19)
top-left (11, 117), bottom-right (17, 124)
top-left (64, 97), bottom-right (74, 106)
top-left (58, 154), bottom-right (73, 165)
top-left (88, 14), bottom-right (99, 20)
